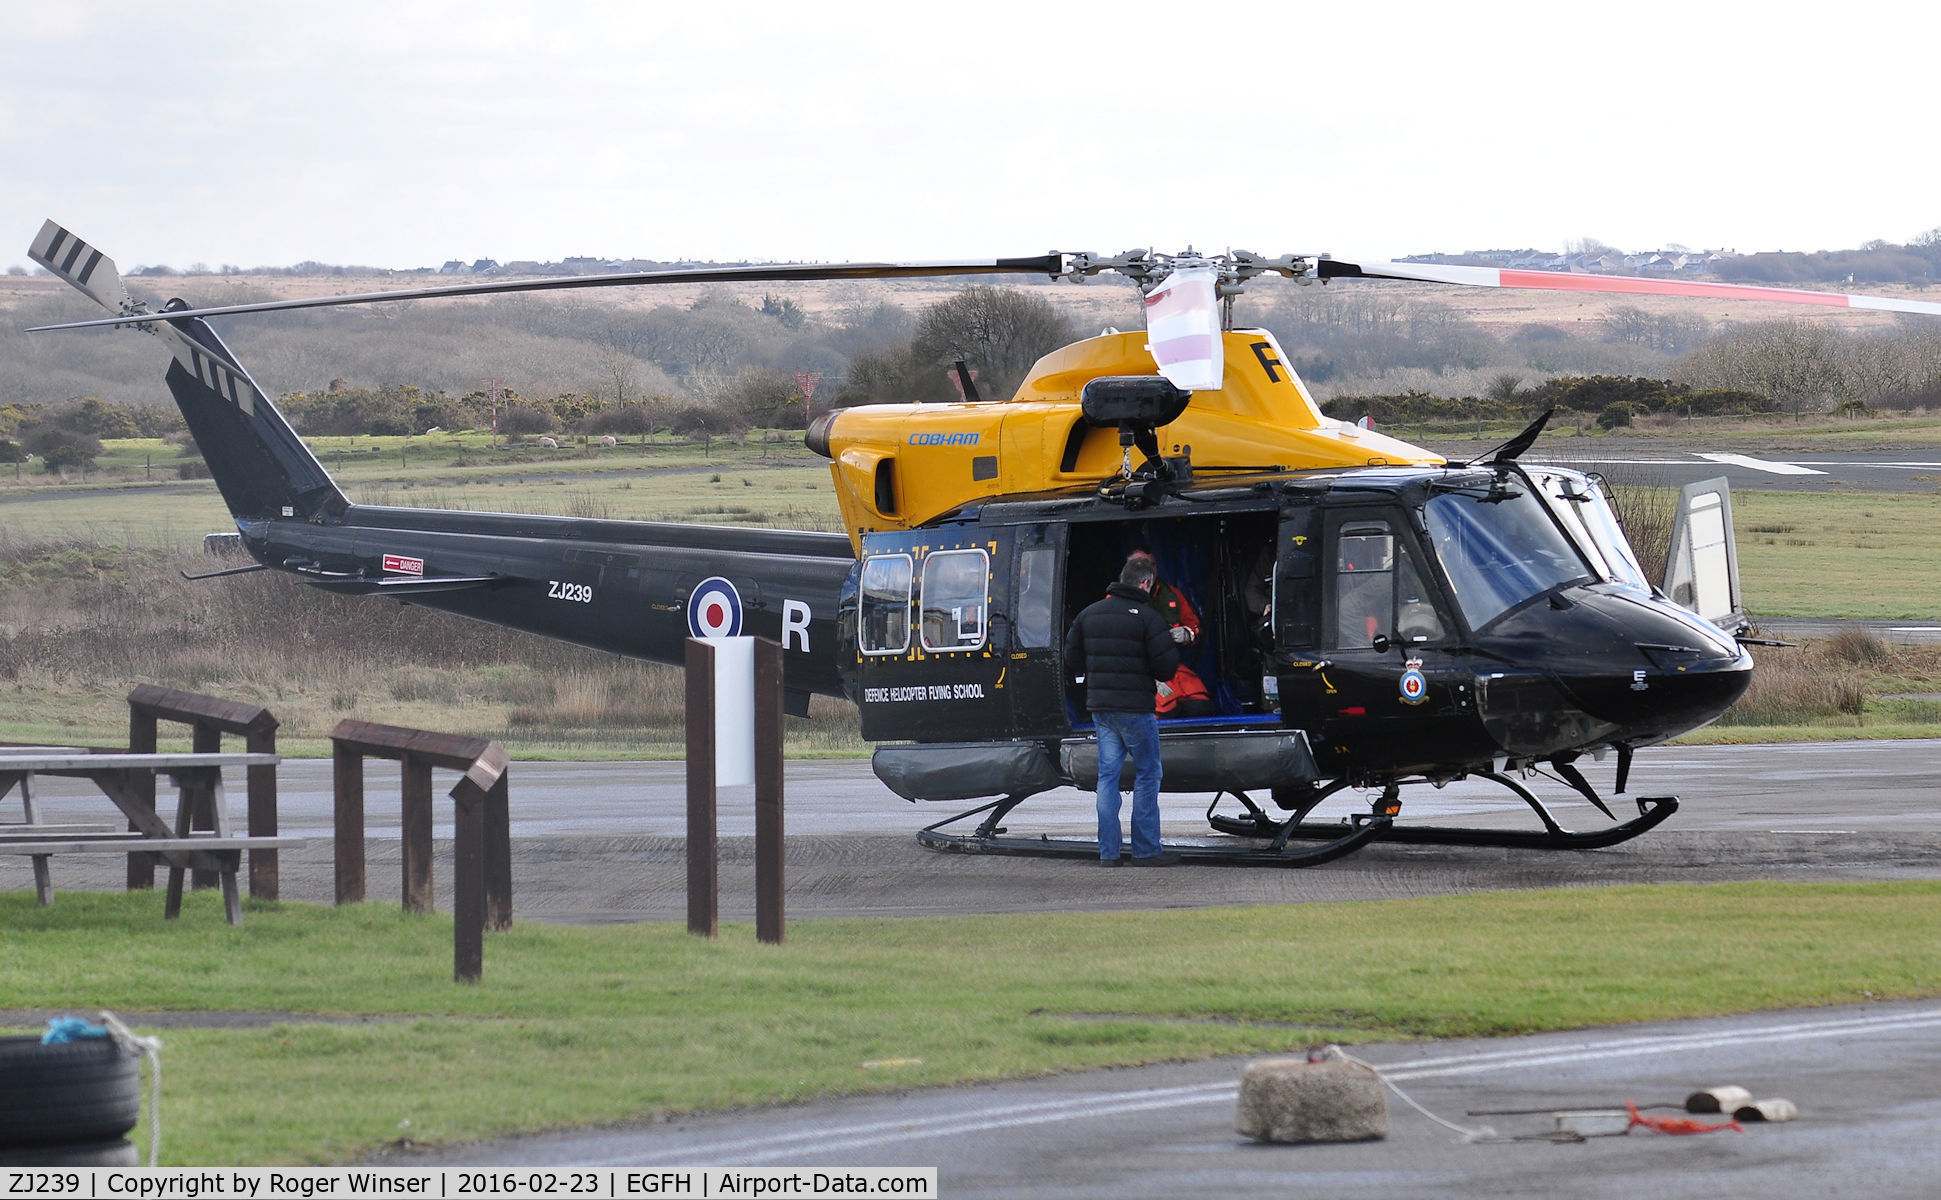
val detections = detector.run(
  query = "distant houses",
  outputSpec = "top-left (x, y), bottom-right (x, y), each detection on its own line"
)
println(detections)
top-left (1402, 247), bottom-right (1737, 276)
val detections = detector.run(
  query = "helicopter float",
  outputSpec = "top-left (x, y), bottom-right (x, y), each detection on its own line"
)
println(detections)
top-left (31, 221), bottom-right (1936, 866)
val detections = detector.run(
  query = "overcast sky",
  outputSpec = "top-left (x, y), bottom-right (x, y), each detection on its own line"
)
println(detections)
top-left (4, 1), bottom-right (1936, 274)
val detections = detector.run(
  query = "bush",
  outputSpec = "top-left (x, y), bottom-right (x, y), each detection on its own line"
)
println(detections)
top-left (497, 403), bottom-right (558, 436)
top-left (23, 426), bottom-right (102, 471)
top-left (670, 405), bottom-right (719, 436)
top-left (1597, 401), bottom-right (1641, 429)
top-left (0, 440), bottom-right (22, 464)
top-left (583, 403), bottom-right (659, 436)
top-left (726, 367), bottom-right (807, 429)
top-left (1321, 390), bottom-right (1493, 425)
top-left (1825, 625), bottom-right (1890, 666)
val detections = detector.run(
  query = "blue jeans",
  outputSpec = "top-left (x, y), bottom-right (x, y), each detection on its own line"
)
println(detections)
top-left (1093, 710), bottom-right (1163, 860)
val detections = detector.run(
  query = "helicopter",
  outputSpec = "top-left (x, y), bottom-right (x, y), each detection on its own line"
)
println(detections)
top-left (29, 221), bottom-right (1931, 866)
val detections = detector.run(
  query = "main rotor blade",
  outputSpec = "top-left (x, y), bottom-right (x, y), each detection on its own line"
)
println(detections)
top-left (1314, 257), bottom-right (1941, 317)
top-left (29, 253), bottom-right (1069, 332)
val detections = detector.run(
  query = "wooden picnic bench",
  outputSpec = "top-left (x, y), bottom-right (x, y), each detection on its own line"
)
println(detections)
top-left (0, 748), bottom-right (302, 925)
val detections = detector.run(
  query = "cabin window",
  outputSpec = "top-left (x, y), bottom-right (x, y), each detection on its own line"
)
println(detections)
top-left (1332, 522), bottom-right (1446, 648)
top-left (1016, 545), bottom-right (1056, 649)
top-left (919, 548), bottom-right (990, 652)
top-left (859, 553), bottom-right (913, 655)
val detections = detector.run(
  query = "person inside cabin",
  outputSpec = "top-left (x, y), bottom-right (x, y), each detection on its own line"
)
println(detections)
top-left (1128, 548), bottom-right (1214, 718)
top-left (1334, 526), bottom-right (1394, 648)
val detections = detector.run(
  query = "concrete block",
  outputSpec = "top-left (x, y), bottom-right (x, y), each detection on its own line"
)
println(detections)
top-left (1236, 1056), bottom-right (1389, 1144)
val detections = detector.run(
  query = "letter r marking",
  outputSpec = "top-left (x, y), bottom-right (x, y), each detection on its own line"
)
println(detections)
top-left (782, 599), bottom-right (812, 652)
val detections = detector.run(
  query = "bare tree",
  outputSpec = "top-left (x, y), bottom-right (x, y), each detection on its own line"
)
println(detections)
top-left (911, 286), bottom-right (1074, 398)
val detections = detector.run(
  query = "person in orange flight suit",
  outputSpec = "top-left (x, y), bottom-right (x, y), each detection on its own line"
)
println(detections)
top-left (1129, 549), bottom-right (1215, 718)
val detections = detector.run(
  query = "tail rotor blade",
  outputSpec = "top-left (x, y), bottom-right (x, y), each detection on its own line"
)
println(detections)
top-left (27, 219), bottom-right (131, 315)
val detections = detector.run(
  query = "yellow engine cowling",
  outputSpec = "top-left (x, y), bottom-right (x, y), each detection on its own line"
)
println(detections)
top-left (809, 328), bottom-right (1443, 549)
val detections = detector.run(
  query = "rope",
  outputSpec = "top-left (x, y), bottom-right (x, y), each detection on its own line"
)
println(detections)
top-left (98, 1013), bottom-right (164, 1166)
top-left (1322, 1046), bottom-right (1500, 1143)
top-left (1323, 1045), bottom-right (1745, 1143)
top-left (1626, 1101), bottom-right (1742, 1135)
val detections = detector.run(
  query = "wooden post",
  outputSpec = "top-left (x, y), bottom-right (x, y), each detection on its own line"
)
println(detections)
top-left (246, 726), bottom-right (278, 901)
top-left (333, 742), bottom-right (365, 905)
top-left (126, 706), bottom-right (158, 890)
top-left (754, 637), bottom-right (785, 946)
top-left (452, 783), bottom-right (484, 983)
top-left (485, 771), bottom-right (512, 932)
top-left (400, 754), bottom-right (434, 913)
top-left (685, 638), bottom-right (718, 939)
top-left (188, 722), bottom-right (220, 890)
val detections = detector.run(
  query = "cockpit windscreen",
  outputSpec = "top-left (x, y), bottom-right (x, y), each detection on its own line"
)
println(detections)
top-left (1424, 485), bottom-right (1593, 629)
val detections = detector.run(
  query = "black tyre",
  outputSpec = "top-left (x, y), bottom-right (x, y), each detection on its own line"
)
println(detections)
top-left (0, 1138), bottom-right (141, 1166)
top-left (0, 1036), bottom-right (141, 1147)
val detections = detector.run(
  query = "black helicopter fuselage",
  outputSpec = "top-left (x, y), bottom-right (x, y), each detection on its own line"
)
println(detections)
top-left (841, 466), bottom-right (1752, 792)
top-left (134, 294), bottom-right (1748, 807)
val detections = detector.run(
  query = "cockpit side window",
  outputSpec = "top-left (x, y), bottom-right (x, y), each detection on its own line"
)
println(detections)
top-left (1330, 520), bottom-right (1447, 649)
top-left (1334, 526), bottom-right (1394, 648)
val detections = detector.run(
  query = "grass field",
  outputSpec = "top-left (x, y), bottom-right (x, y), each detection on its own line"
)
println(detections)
top-left (1733, 490), bottom-right (1941, 618)
top-left (0, 432), bottom-right (843, 546)
top-left (2, 882), bottom-right (1937, 1165)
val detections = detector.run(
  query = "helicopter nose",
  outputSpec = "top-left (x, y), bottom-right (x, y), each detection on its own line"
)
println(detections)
top-left (1547, 586), bottom-right (1753, 741)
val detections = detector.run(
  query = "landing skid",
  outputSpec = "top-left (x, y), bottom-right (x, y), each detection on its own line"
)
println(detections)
top-left (913, 771), bottom-right (1678, 867)
top-left (1207, 772), bottom-right (1679, 851)
top-left (915, 789), bottom-right (1395, 868)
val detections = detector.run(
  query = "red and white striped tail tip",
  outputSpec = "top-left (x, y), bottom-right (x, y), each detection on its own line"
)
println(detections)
top-left (1318, 258), bottom-right (1941, 317)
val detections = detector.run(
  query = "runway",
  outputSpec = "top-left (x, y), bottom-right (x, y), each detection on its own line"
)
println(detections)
top-left (13, 739), bottom-right (1941, 921)
top-left (390, 1000), bottom-right (1941, 1199)
top-left (1428, 443), bottom-right (1941, 495)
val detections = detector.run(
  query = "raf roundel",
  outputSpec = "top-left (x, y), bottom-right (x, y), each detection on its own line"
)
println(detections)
top-left (687, 576), bottom-right (744, 640)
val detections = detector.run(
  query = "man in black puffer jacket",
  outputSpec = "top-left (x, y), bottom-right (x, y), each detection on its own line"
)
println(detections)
top-left (1065, 554), bottom-right (1182, 865)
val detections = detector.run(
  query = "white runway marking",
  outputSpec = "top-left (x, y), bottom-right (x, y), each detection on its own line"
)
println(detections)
top-left (614, 1006), bottom-right (1941, 1164)
top-left (1694, 452), bottom-right (1826, 475)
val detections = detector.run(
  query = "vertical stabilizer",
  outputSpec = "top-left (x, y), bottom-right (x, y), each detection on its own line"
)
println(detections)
top-left (160, 306), bottom-right (348, 521)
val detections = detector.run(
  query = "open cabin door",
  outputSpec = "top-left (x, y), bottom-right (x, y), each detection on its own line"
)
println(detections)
top-left (1006, 524), bottom-right (1069, 737)
top-left (1663, 476), bottom-right (1744, 630)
